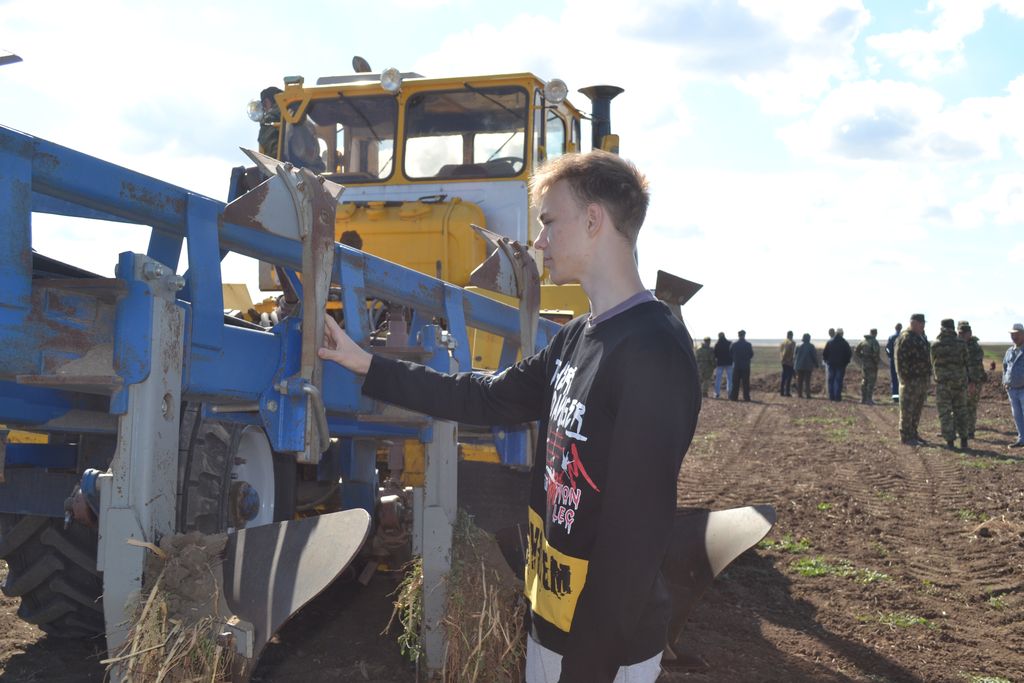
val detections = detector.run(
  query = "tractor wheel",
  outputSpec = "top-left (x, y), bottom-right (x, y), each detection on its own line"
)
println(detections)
top-left (0, 514), bottom-right (105, 638)
top-left (177, 405), bottom-right (295, 533)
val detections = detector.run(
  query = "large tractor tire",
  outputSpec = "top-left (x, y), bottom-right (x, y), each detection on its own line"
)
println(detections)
top-left (0, 514), bottom-right (105, 638)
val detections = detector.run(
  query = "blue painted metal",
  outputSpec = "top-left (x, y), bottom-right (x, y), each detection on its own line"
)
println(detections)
top-left (179, 195), bottom-right (225, 354)
top-left (491, 426), bottom-right (529, 467)
top-left (3, 443), bottom-right (77, 468)
top-left (337, 439), bottom-right (377, 517)
top-left (1, 123), bottom-right (553, 482)
top-left (0, 469), bottom-right (79, 517)
top-left (0, 129), bottom-right (32, 324)
top-left (81, 468), bottom-right (102, 500)
top-left (237, 483), bottom-right (261, 522)
top-left (110, 253), bottom-right (154, 415)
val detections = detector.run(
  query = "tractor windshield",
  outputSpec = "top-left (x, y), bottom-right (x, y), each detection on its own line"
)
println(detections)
top-left (282, 94), bottom-right (398, 182)
top-left (403, 85), bottom-right (529, 180)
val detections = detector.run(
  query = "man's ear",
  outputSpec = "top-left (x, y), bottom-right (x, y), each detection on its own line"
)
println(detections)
top-left (586, 202), bottom-right (605, 236)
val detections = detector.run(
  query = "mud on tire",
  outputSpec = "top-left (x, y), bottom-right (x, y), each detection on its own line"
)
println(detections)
top-left (0, 514), bottom-right (105, 638)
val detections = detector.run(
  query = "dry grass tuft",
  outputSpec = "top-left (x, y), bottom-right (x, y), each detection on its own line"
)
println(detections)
top-left (386, 511), bottom-right (525, 682)
top-left (103, 532), bottom-right (234, 682)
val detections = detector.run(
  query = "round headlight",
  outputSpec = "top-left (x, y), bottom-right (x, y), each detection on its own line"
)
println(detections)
top-left (380, 67), bottom-right (403, 93)
top-left (544, 79), bottom-right (568, 104)
top-left (247, 100), bottom-right (264, 122)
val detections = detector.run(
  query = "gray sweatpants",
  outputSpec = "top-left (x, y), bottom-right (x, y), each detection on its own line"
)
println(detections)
top-left (525, 636), bottom-right (662, 683)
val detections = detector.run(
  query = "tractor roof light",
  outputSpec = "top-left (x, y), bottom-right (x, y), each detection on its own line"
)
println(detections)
top-left (247, 100), bottom-right (264, 122)
top-left (544, 79), bottom-right (568, 104)
top-left (381, 67), bottom-right (403, 93)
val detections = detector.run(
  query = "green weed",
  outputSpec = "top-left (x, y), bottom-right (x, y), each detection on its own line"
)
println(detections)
top-left (874, 612), bottom-right (934, 629)
top-left (956, 509), bottom-right (989, 522)
top-left (987, 595), bottom-right (1006, 610)
top-left (758, 533), bottom-right (811, 554)
top-left (965, 675), bottom-right (1011, 683)
top-left (816, 502), bottom-right (833, 511)
top-left (790, 557), bottom-right (888, 583)
top-left (875, 490), bottom-right (897, 502)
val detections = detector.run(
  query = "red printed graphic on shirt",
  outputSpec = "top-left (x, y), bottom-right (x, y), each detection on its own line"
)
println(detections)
top-left (542, 359), bottom-right (598, 536)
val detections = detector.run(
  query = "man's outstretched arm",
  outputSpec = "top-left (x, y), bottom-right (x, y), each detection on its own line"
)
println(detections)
top-left (319, 314), bottom-right (552, 426)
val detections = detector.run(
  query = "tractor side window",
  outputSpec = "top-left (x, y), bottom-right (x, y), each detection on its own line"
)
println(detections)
top-left (546, 111), bottom-right (566, 160)
top-left (404, 86), bottom-right (528, 180)
top-left (283, 95), bottom-right (397, 182)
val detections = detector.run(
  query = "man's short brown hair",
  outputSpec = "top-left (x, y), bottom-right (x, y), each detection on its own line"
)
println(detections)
top-left (530, 150), bottom-right (650, 243)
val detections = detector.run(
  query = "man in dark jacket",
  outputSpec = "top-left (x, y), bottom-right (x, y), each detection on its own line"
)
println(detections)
top-left (822, 328), bottom-right (852, 401)
top-left (794, 333), bottom-right (818, 398)
top-left (729, 330), bottom-right (754, 402)
top-left (713, 332), bottom-right (732, 399)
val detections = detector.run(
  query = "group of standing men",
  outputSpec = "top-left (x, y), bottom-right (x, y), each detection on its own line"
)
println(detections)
top-left (886, 315), bottom-right (987, 449)
top-left (694, 317), bottom-right (1024, 453)
top-left (694, 331), bottom-right (754, 401)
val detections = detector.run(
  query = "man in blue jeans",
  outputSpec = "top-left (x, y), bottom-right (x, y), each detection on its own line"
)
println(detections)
top-left (823, 328), bottom-right (852, 401)
top-left (1004, 323), bottom-right (1024, 448)
top-left (886, 322), bottom-right (903, 402)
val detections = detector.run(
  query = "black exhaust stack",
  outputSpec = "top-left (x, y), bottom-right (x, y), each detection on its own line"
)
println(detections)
top-left (579, 85), bottom-right (624, 152)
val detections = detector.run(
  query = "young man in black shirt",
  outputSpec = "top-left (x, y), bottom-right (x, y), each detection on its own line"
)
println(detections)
top-left (320, 150), bottom-right (701, 682)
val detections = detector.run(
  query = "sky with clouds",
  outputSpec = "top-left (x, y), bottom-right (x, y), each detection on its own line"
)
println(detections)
top-left (1, 0), bottom-right (1021, 342)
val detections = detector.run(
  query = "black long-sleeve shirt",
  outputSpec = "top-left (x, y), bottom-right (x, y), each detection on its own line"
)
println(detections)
top-left (362, 300), bottom-right (701, 681)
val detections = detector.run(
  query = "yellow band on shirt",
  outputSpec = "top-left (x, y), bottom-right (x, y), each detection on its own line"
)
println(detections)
top-left (524, 508), bottom-right (590, 632)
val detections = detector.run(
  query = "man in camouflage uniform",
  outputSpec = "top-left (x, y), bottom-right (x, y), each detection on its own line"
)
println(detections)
top-left (694, 337), bottom-right (715, 398)
top-left (257, 86), bottom-right (283, 157)
top-left (958, 321), bottom-right (987, 439)
top-left (855, 328), bottom-right (881, 405)
top-left (895, 313), bottom-right (932, 445)
top-left (931, 318), bottom-right (970, 450)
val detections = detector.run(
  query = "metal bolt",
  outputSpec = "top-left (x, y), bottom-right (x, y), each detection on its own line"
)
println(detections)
top-left (266, 399), bottom-right (278, 412)
top-left (283, 162), bottom-right (294, 171)
top-left (170, 275), bottom-right (186, 291)
top-left (142, 261), bottom-right (168, 281)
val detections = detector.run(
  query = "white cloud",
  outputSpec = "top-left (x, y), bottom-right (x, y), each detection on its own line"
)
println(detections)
top-left (1009, 243), bottom-right (1024, 264)
top-left (621, 0), bottom-right (870, 114)
top-left (867, 0), bottom-right (1024, 80)
top-left (778, 78), bottom-right (1022, 163)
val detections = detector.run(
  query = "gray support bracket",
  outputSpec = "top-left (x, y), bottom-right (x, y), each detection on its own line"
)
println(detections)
top-left (416, 326), bottom-right (459, 675)
top-left (95, 254), bottom-right (185, 660)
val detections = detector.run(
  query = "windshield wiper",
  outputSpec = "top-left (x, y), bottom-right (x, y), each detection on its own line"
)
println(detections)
top-left (462, 82), bottom-right (526, 126)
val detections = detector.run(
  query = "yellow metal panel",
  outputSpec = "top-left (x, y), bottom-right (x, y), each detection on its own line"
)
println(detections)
top-left (460, 443), bottom-right (501, 464)
top-left (464, 285), bottom-right (590, 370)
top-left (336, 199), bottom-right (488, 286)
top-left (1, 428), bottom-right (48, 444)
top-left (222, 283), bottom-right (254, 312)
top-left (400, 440), bottom-right (425, 488)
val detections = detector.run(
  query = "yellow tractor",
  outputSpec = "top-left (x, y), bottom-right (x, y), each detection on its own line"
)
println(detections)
top-left (240, 59), bottom-right (627, 361)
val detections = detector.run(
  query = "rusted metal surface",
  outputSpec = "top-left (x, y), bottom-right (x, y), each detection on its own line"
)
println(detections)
top-left (119, 180), bottom-right (187, 216)
top-left (223, 151), bottom-right (344, 462)
top-left (468, 223), bottom-right (540, 356)
top-left (654, 269), bottom-right (703, 307)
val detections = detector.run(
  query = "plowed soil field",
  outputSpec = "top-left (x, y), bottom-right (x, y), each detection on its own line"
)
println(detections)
top-left (2, 366), bottom-right (1022, 682)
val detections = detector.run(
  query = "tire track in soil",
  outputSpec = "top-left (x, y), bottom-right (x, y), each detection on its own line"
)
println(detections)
top-left (852, 401), bottom-right (1024, 671)
top-left (677, 399), bottom-right (772, 509)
